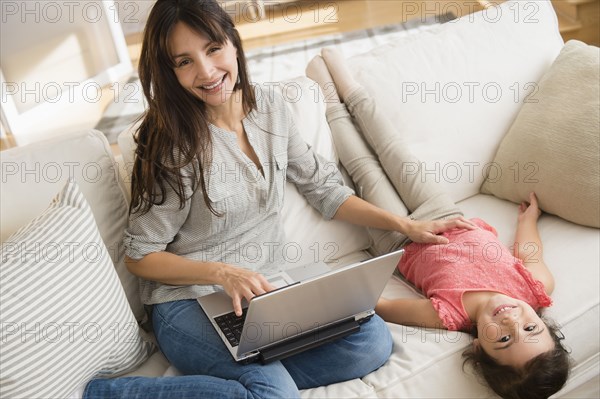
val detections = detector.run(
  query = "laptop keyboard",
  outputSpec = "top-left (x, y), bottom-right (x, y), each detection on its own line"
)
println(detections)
top-left (214, 308), bottom-right (248, 347)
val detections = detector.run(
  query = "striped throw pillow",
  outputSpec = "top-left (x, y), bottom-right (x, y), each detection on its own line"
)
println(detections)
top-left (0, 180), bottom-right (153, 398)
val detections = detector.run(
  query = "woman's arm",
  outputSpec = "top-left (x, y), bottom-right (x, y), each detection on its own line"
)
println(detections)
top-left (375, 297), bottom-right (444, 328)
top-left (512, 192), bottom-right (555, 295)
top-left (125, 254), bottom-right (275, 316)
top-left (333, 195), bottom-right (476, 245)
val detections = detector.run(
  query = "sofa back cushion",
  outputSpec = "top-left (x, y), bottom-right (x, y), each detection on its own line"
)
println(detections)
top-left (0, 130), bottom-right (145, 321)
top-left (481, 40), bottom-right (600, 228)
top-left (345, 0), bottom-right (564, 203)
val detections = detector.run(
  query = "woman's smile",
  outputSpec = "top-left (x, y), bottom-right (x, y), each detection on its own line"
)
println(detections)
top-left (198, 74), bottom-right (227, 92)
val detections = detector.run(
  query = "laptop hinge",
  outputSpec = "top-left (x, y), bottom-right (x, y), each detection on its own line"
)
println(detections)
top-left (258, 317), bottom-right (361, 364)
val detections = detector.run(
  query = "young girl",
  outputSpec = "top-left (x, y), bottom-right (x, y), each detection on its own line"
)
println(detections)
top-left (84, 0), bottom-right (473, 397)
top-left (306, 48), bottom-right (571, 399)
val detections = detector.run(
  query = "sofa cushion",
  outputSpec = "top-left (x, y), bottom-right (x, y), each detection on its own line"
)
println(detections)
top-left (0, 180), bottom-right (153, 398)
top-left (94, 74), bottom-right (145, 145)
top-left (118, 77), bottom-right (372, 264)
top-left (459, 195), bottom-right (599, 397)
top-left (0, 130), bottom-right (144, 321)
top-left (343, 0), bottom-right (564, 203)
top-left (481, 40), bottom-right (600, 228)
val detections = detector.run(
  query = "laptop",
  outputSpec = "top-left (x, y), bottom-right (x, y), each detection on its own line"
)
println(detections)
top-left (197, 249), bottom-right (403, 363)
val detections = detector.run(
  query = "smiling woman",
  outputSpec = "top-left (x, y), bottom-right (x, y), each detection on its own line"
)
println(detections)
top-left (80, 0), bottom-right (483, 396)
top-left (130, 0), bottom-right (256, 219)
top-left (168, 24), bottom-right (267, 175)
top-left (81, 0), bottom-right (459, 397)
top-left (169, 24), bottom-right (240, 107)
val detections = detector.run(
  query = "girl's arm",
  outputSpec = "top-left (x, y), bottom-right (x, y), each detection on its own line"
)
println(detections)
top-left (333, 195), bottom-right (476, 245)
top-left (512, 192), bottom-right (555, 295)
top-left (375, 297), bottom-right (445, 329)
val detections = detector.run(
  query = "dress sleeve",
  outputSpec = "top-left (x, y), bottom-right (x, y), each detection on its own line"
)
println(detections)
top-left (123, 165), bottom-right (194, 260)
top-left (430, 296), bottom-right (468, 331)
top-left (284, 103), bottom-right (354, 220)
top-left (514, 261), bottom-right (554, 308)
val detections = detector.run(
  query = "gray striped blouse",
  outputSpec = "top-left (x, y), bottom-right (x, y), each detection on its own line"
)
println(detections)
top-left (123, 85), bottom-right (353, 305)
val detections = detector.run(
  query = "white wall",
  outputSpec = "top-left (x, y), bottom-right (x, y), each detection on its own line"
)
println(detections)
top-left (0, 0), bottom-right (132, 145)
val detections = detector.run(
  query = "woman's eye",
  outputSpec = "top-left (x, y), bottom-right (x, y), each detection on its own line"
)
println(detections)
top-left (177, 59), bottom-right (191, 68)
top-left (208, 46), bottom-right (221, 54)
top-left (499, 335), bottom-right (511, 343)
top-left (524, 325), bottom-right (536, 332)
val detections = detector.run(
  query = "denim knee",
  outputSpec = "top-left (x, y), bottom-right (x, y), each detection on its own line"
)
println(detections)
top-left (152, 300), bottom-right (300, 399)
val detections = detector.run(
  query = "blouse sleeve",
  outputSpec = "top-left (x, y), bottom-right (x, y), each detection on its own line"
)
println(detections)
top-left (123, 164), bottom-right (194, 260)
top-left (284, 105), bottom-right (354, 220)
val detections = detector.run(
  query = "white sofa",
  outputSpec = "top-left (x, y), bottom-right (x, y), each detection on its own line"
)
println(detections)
top-left (1, 1), bottom-right (598, 397)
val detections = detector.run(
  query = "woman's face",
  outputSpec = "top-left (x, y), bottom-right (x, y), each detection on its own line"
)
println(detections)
top-left (169, 22), bottom-right (239, 109)
top-left (474, 294), bottom-right (555, 367)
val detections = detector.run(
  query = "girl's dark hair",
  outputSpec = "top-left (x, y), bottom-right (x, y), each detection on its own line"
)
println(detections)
top-left (463, 316), bottom-right (571, 399)
top-left (131, 0), bottom-right (256, 215)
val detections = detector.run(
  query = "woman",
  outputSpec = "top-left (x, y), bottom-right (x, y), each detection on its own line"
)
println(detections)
top-left (85, 0), bottom-right (473, 397)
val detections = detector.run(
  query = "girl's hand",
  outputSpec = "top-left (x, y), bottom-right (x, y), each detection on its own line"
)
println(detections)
top-left (218, 265), bottom-right (276, 316)
top-left (518, 192), bottom-right (542, 224)
top-left (405, 216), bottom-right (476, 244)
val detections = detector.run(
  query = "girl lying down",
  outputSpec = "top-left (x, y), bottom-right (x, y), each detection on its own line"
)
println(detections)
top-left (306, 48), bottom-right (571, 399)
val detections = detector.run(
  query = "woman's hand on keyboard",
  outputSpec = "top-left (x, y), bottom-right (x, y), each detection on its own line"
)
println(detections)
top-left (218, 265), bottom-right (276, 316)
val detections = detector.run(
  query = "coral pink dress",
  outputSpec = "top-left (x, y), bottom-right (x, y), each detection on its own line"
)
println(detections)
top-left (398, 218), bottom-right (552, 331)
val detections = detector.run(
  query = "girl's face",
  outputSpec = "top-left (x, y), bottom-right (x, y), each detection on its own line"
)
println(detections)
top-left (169, 22), bottom-right (239, 110)
top-left (474, 294), bottom-right (555, 367)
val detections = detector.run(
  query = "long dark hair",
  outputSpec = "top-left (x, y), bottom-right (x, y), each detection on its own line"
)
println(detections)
top-left (131, 0), bottom-right (256, 215)
top-left (463, 315), bottom-right (571, 399)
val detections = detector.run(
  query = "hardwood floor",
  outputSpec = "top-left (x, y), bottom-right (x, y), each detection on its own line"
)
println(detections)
top-left (126, 0), bottom-right (599, 64)
top-left (235, 0), bottom-right (483, 49)
top-left (233, 0), bottom-right (599, 49)
top-left (552, 0), bottom-right (600, 46)
top-left (125, 1), bottom-right (485, 66)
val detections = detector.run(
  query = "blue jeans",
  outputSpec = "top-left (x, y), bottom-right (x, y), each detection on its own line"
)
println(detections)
top-left (84, 375), bottom-right (248, 399)
top-left (86, 299), bottom-right (392, 398)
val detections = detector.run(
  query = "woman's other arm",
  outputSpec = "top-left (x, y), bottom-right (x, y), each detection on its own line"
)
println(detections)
top-left (333, 195), bottom-right (475, 245)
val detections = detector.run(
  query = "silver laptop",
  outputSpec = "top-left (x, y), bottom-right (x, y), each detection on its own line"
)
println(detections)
top-left (197, 249), bottom-right (403, 363)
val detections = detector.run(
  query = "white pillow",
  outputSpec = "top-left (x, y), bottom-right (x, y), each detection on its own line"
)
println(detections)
top-left (0, 180), bottom-right (153, 398)
top-left (345, 0), bottom-right (564, 203)
top-left (1, 129), bottom-right (144, 322)
top-left (481, 40), bottom-right (600, 228)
